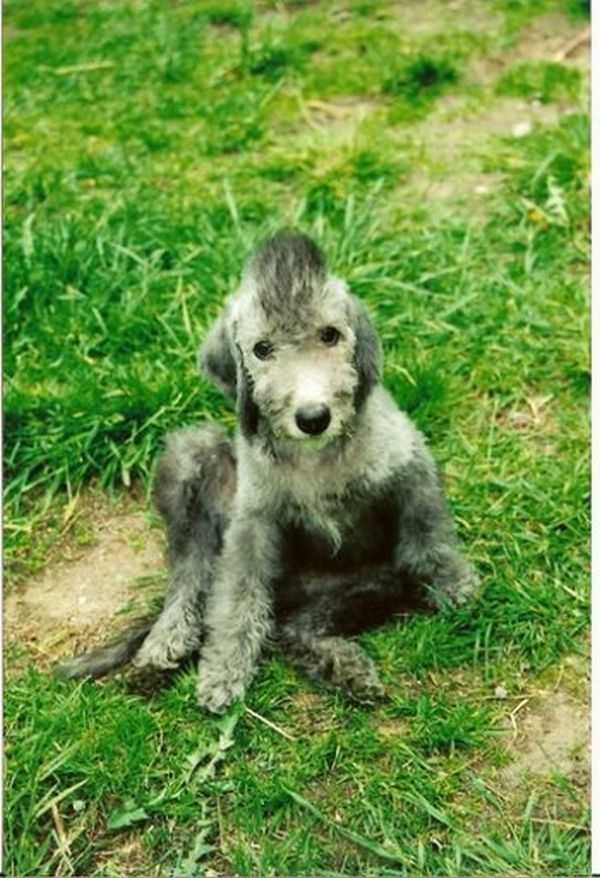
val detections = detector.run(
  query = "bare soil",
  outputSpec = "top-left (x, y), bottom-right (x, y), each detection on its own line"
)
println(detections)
top-left (491, 649), bottom-right (590, 827)
top-left (398, 10), bottom-right (588, 210)
top-left (5, 495), bottom-right (165, 671)
top-left (500, 689), bottom-right (589, 785)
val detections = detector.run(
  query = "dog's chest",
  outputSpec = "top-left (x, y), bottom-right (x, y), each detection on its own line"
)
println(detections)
top-left (286, 491), bottom-right (352, 550)
top-left (274, 458), bottom-right (357, 544)
top-left (280, 483), bottom-right (398, 573)
top-left (246, 437), bottom-right (399, 564)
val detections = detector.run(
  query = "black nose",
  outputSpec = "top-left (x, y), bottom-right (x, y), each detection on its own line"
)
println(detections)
top-left (295, 404), bottom-right (331, 436)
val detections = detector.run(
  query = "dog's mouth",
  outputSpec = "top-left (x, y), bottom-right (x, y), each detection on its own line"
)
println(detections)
top-left (286, 432), bottom-right (333, 449)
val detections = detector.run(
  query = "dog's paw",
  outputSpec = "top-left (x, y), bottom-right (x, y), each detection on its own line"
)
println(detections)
top-left (427, 565), bottom-right (481, 610)
top-left (134, 614), bottom-right (202, 671)
top-left (318, 639), bottom-right (386, 704)
top-left (134, 639), bottom-right (179, 671)
top-left (348, 676), bottom-right (386, 705)
top-left (454, 569), bottom-right (481, 604)
top-left (196, 664), bottom-right (246, 714)
top-left (342, 662), bottom-right (386, 704)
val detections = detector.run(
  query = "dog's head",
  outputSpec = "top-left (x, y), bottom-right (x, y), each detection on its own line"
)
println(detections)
top-left (199, 230), bottom-right (382, 446)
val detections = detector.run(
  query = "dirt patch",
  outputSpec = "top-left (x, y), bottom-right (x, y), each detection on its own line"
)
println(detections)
top-left (5, 497), bottom-right (166, 671)
top-left (424, 91), bottom-right (563, 150)
top-left (469, 12), bottom-right (589, 85)
top-left (376, 718), bottom-right (410, 740)
top-left (391, 9), bottom-right (588, 211)
top-left (94, 833), bottom-right (158, 878)
top-left (392, 89), bottom-right (574, 213)
top-left (499, 688), bottom-right (589, 785)
top-left (513, 13), bottom-right (589, 68)
top-left (387, 0), bottom-right (503, 37)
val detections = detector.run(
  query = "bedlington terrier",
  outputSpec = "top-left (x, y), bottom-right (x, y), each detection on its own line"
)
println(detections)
top-left (59, 230), bottom-right (479, 711)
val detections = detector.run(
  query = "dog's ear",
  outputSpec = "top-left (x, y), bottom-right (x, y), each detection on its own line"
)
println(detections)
top-left (237, 362), bottom-right (260, 439)
top-left (198, 312), bottom-right (237, 399)
top-left (350, 295), bottom-right (382, 407)
top-left (199, 307), bottom-right (261, 437)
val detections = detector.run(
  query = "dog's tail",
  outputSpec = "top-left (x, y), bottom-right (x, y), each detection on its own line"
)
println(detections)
top-left (55, 619), bottom-right (156, 679)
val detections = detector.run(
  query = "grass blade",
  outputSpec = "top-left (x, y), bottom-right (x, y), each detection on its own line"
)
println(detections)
top-left (283, 787), bottom-right (415, 867)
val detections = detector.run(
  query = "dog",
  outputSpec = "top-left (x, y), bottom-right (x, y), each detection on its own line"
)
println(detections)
top-left (58, 230), bottom-right (479, 712)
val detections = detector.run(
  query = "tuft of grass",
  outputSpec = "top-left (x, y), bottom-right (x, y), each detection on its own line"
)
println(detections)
top-left (203, 1), bottom-right (253, 31)
top-left (350, 149), bottom-right (406, 185)
top-left (383, 53), bottom-right (459, 114)
top-left (496, 61), bottom-right (582, 105)
top-left (386, 694), bottom-right (493, 754)
top-left (246, 39), bottom-right (319, 81)
top-left (492, 0), bottom-right (588, 31)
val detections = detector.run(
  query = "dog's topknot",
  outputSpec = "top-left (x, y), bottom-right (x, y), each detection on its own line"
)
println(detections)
top-left (246, 229), bottom-right (327, 318)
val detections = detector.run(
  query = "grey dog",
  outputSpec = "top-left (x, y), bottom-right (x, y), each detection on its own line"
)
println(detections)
top-left (59, 230), bottom-right (479, 712)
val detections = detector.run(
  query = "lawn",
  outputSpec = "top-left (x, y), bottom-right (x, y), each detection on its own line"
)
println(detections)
top-left (4, 1), bottom-right (590, 875)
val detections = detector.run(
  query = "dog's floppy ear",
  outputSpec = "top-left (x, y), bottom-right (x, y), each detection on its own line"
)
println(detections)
top-left (350, 294), bottom-right (382, 407)
top-left (237, 362), bottom-right (260, 439)
top-left (199, 307), bottom-right (261, 437)
top-left (198, 312), bottom-right (237, 399)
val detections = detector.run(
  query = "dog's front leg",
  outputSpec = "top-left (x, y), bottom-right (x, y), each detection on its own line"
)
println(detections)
top-left (393, 451), bottom-right (480, 607)
top-left (196, 513), bottom-right (280, 713)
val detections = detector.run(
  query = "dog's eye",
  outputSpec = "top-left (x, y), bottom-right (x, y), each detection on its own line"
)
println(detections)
top-left (253, 340), bottom-right (274, 360)
top-left (319, 326), bottom-right (341, 346)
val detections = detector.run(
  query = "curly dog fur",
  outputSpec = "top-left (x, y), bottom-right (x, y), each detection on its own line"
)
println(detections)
top-left (58, 230), bottom-right (479, 711)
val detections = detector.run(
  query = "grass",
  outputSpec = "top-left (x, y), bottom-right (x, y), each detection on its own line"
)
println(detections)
top-left (4, 0), bottom-right (590, 875)
top-left (382, 53), bottom-right (460, 118)
top-left (495, 61), bottom-right (582, 105)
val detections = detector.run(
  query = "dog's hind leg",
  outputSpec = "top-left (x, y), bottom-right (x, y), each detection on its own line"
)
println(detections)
top-left (275, 569), bottom-right (417, 702)
top-left (278, 622), bottom-right (385, 703)
top-left (133, 425), bottom-right (237, 671)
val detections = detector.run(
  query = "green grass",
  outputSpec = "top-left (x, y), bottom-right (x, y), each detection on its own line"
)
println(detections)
top-left (382, 53), bottom-right (460, 118)
top-left (4, 0), bottom-right (590, 875)
top-left (496, 61), bottom-right (582, 104)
